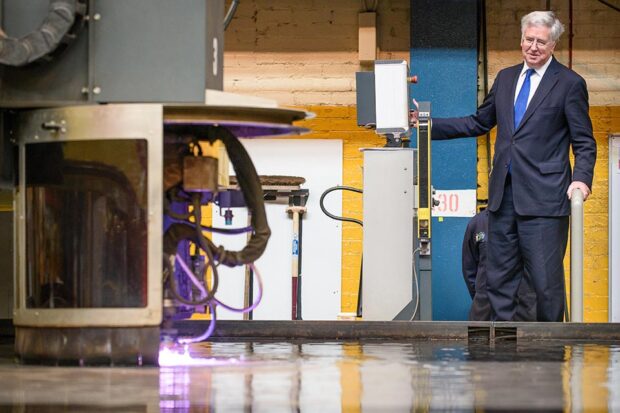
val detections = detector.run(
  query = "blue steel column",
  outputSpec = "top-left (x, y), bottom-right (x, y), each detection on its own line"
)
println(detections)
top-left (410, 0), bottom-right (479, 320)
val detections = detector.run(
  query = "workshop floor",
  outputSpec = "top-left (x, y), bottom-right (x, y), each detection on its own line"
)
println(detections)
top-left (0, 338), bottom-right (619, 412)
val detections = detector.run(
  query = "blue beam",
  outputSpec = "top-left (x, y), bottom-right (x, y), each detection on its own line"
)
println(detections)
top-left (410, 0), bottom-right (479, 320)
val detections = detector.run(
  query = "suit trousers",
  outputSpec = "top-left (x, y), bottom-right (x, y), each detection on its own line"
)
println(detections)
top-left (487, 176), bottom-right (569, 321)
top-left (469, 268), bottom-right (538, 321)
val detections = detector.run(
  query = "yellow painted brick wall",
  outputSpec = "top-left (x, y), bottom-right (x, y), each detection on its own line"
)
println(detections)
top-left (576, 106), bottom-right (618, 321)
top-left (295, 106), bottom-right (384, 312)
top-left (224, 0), bottom-right (618, 317)
top-left (477, 106), bottom-right (619, 321)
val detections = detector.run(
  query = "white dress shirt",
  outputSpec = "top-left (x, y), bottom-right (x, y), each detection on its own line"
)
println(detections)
top-left (513, 57), bottom-right (553, 107)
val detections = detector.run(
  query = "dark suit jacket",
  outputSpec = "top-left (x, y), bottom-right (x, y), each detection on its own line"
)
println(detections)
top-left (432, 57), bottom-right (596, 216)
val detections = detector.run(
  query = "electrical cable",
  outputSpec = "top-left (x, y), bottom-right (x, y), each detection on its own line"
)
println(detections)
top-left (166, 209), bottom-right (192, 221)
top-left (168, 186), bottom-right (192, 203)
top-left (174, 252), bottom-right (263, 314)
top-left (164, 196), bottom-right (192, 220)
top-left (163, 124), bottom-right (271, 342)
top-left (319, 186), bottom-right (363, 226)
top-left (165, 254), bottom-right (201, 306)
top-left (319, 185), bottom-right (364, 317)
top-left (168, 217), bottom-right (253, 235)
top-left (191, 193), bottom-right (220, 301)
top-left (176, 249), bottom-right (264, 314)
top-left (598, 0), bottom-right (620, 12)
top-left (165, 186), bottom-right (252, 235)
top-left (167, 251), bottom-right (264, 342)
top-left (165, 254), bottom-right (211, 306)
top-left (213, 263), bottom-right (263, 313)
top-left (171, 262), bottom-right (263, 344)
top-left (177, 303), bottom-right (217, 344)
top-left (410, 247), bottom-right (421, 321)
top-left (175, 253), bottom-right (208, 298)
top-left (163, 124), bottom-right (271, 267)
top-left (224, 0), bottom-right (240, 30)
top-left (163, 200), bottom-right (221, 307)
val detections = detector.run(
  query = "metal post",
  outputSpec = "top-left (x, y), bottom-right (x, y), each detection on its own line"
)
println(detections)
top-left (570, 188), bottom-right (584, 322)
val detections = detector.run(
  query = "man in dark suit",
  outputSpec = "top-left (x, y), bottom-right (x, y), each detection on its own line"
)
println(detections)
top-left (412, 11), bottom-right (596, 321)
top-left (463, 209), bottom-right (537, 321)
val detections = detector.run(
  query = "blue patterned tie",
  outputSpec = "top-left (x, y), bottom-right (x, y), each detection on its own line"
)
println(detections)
top-left (514, 68), bottom-right (535, 129)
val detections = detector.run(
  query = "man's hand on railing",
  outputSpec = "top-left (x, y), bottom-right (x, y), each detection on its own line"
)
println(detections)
top-left (567, 181), bottom-right (590, 201)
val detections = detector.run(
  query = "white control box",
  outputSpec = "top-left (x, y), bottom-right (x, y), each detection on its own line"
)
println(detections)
top-left (374, 60), bottom-right (410, 135)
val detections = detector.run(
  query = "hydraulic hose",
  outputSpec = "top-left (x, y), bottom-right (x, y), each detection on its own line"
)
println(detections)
top-left (162, 124), bottom-right (270, 341)
top-left (163, 124), bottom-right (271, 267)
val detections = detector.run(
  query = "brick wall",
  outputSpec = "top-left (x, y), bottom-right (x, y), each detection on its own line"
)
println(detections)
top-left (226, 0), bottom-right (619, 106)
top-left (578, 107), bottom-right (618, 321)
top-left (224, 0), bottom-right (619, 318)
top-left (225, 0), bottom-right (410, 106)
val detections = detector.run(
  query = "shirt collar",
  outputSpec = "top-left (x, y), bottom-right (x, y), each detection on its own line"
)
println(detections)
top-left (521, 56), bottom-right (553, 78)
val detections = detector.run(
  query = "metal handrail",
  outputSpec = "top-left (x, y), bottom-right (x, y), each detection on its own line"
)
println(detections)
top-left (570, 188), bottom-right (584, 322)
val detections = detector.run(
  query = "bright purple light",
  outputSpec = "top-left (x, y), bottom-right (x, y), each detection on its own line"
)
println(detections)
top-left (158, 345), bottom-right (242, 367)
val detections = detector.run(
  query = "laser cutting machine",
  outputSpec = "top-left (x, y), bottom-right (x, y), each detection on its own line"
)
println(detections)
top-left (0, 0), bottom-right (309, 365)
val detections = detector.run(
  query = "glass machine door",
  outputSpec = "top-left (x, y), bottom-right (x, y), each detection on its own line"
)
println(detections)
top-left (14, 104), bottom-right (163, 327)
top-left (25, 139), bottom-right (148, 309)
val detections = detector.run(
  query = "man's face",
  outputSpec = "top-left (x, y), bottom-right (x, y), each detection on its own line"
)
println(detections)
top-left (521, 25), bottom-right (556, 69)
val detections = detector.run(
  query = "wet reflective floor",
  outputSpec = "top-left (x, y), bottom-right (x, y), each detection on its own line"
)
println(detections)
top-left (0, 338), bottom-right (619, 412)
